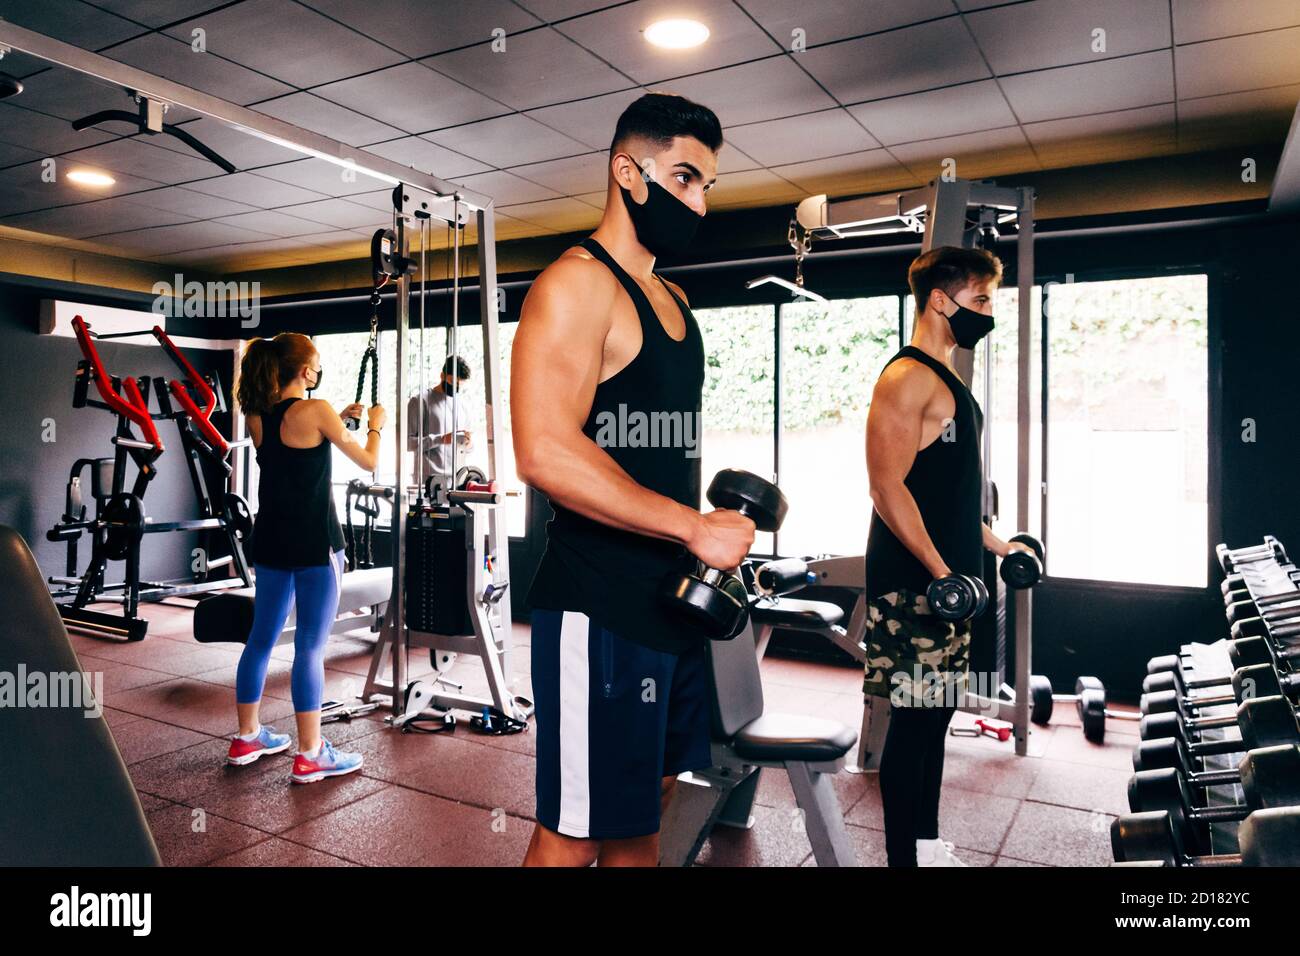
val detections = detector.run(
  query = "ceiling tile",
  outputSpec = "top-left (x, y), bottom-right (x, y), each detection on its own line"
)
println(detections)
top-left (0, 158), bottom-right (167, 208)
top-left (1172, 0), bottom-right (1300, 43)
top-left (1175, 27), bottom-right (1300, 98)
top-left (253, 158), bottom-right (392, 197)
top-left (425, 28), bottom-right (631, 111)
top-left (769, 149), bottom-right (915, 196)
top-left (91, 219), bottom-right (279, 256)
top-left (847, 80), bottom-right (1017, 146)
top-left (574, 190), bottom-right (606, 208)
top-left (999, 50), bottom-right (1174, 122)
top-left (704, 166), bottom-right (804, 209)
top-left (65, 136), bottom-right (231, 184)
top-left (91, 0), bottom-right (232, 28)
top-left (723, 108), bottom-right (878, 166)
top-left (1025, 104), bottom-right (1177, 167)
top-left (427, 113), bottom-right (590, 167)
top-left (509, 151), bottom-right (609, 194)
top-left (446, 168), bottom-right (564, 205)
top-left (184, 170), bottom-right (332, 207)
top-left (965, 0), bottom-right (1171, 75)
top-left (890, 126), bottom-right (1040, 180)
top-left (103, 32), bottom-right (293, 106)
top-left (126, 184), bottom-right (262, 218)
top-left (362, 137), bottom-right (492, 180)
top-left (211, 209), bottom-right (339, 238)
top-left (663, 57), bottom-right (838, 127)
top-left (316, 62), bottom-right (507, 135)
top-left (512, 0), bottom-right (624, 20)
top-left (1179, 84), bottom-right (1300, 149)
top-left (0, 0), bottom-right (147, 48)
top-left (302, 0), bottom-right (543, 57)
top-left (737, 0), bottom-right (957, 47)
top-left (523, 88), bottom-right (648, 150)
top-left (279, 196), bottom-right (394, 230)
top-left (163, 0), bottom-right (405, 87)
top-left (0, 195), bottom-right (194, 239)
top-left (716, 142), bottom-right (761, 174)
top-left (0, 103), bottom-right (115, 155)
top-left (799, 18), bottom-right (990, 104)
top-left (0, 140), bottom-right (43, 165)
top-left (554, 0), bottom-right (784, 85)
top-left (497, 196), bottom-right (601, 230)
top-left (251, 92), bottom-right (406, 148)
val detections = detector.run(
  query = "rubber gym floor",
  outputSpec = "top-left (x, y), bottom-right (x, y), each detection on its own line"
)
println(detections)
top-left (81, 599), bottom-right (1140, 868)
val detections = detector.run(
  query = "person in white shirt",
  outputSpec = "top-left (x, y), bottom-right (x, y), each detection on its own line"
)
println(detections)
top-left (408, 355), bottom-right (473, 489)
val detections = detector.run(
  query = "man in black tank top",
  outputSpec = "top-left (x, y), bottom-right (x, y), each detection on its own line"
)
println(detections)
top-left (513, 94), bottom-right (753, 867)
top-left (864, 246), bottom-right (1038, 867)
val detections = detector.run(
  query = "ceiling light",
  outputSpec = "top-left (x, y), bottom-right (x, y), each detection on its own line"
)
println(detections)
top-left (67, 169), bottom-right (115, 188)
top-left (645, 19), bottom-right (709, 49)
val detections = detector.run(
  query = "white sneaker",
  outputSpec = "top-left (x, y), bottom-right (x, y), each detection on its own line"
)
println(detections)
top-left (916, 838), bottom-right (967, 867)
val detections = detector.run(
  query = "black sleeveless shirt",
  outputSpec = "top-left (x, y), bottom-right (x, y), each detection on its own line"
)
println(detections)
top-left (250, 398), bottom-right (346, 569)
top-left (526, 237), bottom-right (705, 654)
top-left (865, 346), bottom-right (984, 597)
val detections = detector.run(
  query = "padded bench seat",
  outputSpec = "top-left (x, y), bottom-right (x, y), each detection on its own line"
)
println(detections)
top-left (193, 567), bottom-right (391, 644)
top-left (749, 596), bottom-right (843, 630)
top-left (731, 712), bottom-right (858, 763)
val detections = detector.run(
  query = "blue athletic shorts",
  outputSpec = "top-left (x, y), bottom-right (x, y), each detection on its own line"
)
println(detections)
top-left (531, 609), bottom-right (712, 840)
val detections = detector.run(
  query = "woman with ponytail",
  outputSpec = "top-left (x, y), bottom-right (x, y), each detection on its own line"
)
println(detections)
top-left (229, 332), bottom-right (387, 783)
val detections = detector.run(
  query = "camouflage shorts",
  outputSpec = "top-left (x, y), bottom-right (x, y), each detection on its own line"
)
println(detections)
top-left (862, 588), bottom-right (972, 707)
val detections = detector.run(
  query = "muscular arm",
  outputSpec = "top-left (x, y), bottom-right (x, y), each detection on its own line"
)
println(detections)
top-left (983, 524), bottom-right (1012, 557)
top-left (512, 257), bottom-right (701, 546)
top-left (866, 362), bottom-right (949, 579)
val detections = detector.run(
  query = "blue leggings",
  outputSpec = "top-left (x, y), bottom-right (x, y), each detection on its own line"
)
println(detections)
top-left (235, 549), bottom-right (344, 713)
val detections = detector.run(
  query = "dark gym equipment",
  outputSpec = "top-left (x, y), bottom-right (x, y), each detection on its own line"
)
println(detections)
top-left (0, 525), bottom-right (159, 865)
top-left (1140, 662), bottom-right (1300, 718)
top-left (926, 572), bottom-right (987, 622)
top-left (1216, 537), bottom-right (1288, 575)
top-left (1112, 805), bottom-right (1300, 866)
top-left (661, 470), bottom-right (789, 640)
top-left (1140, 694), bottom-right (1300, 754)
top-left (1027, 673), bottom-right (1113, 743)
top-left (999, 533), bottom-right (1044, 589)
top-left (1127, 744), bottom-right (1300, 853)
top-left (1146, 636), bottom-right (1300, 696)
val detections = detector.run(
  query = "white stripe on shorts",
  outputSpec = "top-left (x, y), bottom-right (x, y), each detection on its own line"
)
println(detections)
top-left (557, 610), bottom-right (592, 838)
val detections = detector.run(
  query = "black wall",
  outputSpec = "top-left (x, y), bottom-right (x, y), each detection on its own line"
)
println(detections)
top-left (0, 278), bottom-right (236, 588)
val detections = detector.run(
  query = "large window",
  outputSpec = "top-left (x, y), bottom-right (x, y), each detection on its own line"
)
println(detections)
top-left (778, 296), bottom-right (899, 557)
top-left (312, 321), bottom-right (527, 538)
top-left (697, 305), bottom-right (776, 555)
top-left (1044, 275), bottom-right (1208, 586)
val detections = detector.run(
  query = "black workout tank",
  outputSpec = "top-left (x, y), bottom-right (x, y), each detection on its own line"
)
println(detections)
top-left (526, 237), bottom-right (705, 654)
top-left (250, 397), bottom-right (346, 569)
top-left (865, 346), bottom-right (984, 597)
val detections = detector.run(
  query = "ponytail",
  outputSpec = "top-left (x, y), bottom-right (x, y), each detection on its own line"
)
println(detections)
top-left (236, 333), bottom-right (317, 415)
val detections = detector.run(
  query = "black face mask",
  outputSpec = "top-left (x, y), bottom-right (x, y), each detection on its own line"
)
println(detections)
top-left (307, 367), bottom-right (323, 394)
top-left (618, 166), bottom-right (703, 258)
top-left (443, 379), bottom-right (456, 396)
top-left (942, 299), bottom-right (995, 349)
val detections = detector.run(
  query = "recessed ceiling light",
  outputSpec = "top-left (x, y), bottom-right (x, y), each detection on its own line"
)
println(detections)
top-left (645, 18), bottom-right (709, 49)
top-left (67, 169), bottom-right (115, 188)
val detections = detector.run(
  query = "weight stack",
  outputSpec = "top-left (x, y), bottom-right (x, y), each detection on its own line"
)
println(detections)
top-left (403, 505), bottom-right (473, 636)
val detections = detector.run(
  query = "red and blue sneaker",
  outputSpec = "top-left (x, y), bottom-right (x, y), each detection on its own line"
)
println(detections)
top-left (291, 738), bottom-right (364, 784)
top-left (227, 725), bottom-right (292, 766)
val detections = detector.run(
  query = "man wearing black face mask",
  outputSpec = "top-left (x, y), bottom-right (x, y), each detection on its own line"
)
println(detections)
top-left (407, 355), bottom-right (472, 486)
top-left (513, 92), bottom-right (751, 868)
top-left (863, 246), bottom-right (1037, 868)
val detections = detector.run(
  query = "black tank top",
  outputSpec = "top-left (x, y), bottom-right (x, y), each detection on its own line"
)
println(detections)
top-left (865, 346), bottom-right (984, 597)
top-left (526, 237), bottom-right (705, 654)
top-left (250, 398), bottom-right (346, 569)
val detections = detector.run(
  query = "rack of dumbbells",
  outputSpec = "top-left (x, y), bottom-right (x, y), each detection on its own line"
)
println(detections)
top-left (1111, 536), bottom-right (1300, 865)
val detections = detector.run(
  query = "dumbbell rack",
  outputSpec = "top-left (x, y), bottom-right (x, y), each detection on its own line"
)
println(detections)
top-left (1113, 537), bottom-right (1296, 864)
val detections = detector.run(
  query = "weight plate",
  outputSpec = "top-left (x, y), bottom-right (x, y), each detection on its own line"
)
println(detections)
top-left (1079, 687), bottom-right (1107, 744)
top-left (1029, 673), bottom-right (1054, 725)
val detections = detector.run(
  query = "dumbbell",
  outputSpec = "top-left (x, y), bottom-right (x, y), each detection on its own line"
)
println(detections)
top-left (925, 572), bottom-right (988, 623)
top-left (1217, 537), bottom-right (1288, 575)
top-left (1147, 635), bottom-right (1300, 697)
top-left (1026, 674), bottom-right (1112, 742)
top-left (1127, 744), bottom-right (1300, 854)
top-left (1225, 593), bottom-right (1300, 626)
top-left (1222, 566), bottom-right (1299, 600)
top-left (661, 469), bottom-right (787, 640)
top-left (1231, 613), bottom-right (1300, 642)
top-left (751, 557), bottom-right (816, 598)
top-left (999, 533), bottom-right (1044, 589)
top-left (1141, 663), bottom-right (1300, 719)
top-left (1135, 696), bottom-right (1300, 773)
top-left (1113, 805), bottom-right (1300, 866)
